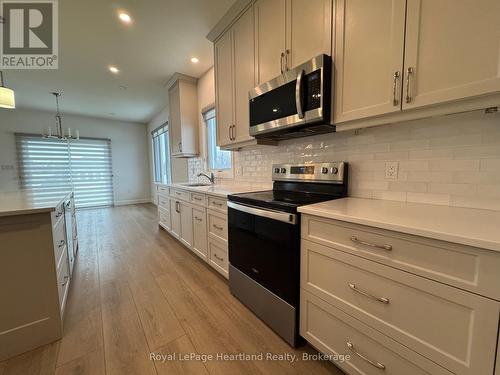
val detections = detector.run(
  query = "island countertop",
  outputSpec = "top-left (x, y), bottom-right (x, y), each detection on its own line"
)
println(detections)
top-left (298, 197), bottom-right (500, 253)
top-left (0, 190), bottom-right (71, 217)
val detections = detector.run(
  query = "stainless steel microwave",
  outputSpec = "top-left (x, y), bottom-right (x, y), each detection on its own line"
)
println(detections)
top-left (249, 54), bottom-right (333, 140)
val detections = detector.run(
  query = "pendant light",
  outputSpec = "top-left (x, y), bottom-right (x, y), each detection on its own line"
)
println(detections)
top-left (43, 92), bottom-right (80, 140)
top-left (0, 71), bottom-right (15, 109)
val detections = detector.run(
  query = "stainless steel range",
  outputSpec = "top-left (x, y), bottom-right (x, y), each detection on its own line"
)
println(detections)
top-left (227, 162), bottom-right (348, 346)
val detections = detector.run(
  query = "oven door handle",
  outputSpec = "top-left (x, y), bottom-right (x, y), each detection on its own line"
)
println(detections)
top-left (295, 69), bottom-right (305, 119)
top-left (228, 201), bottom-right (298, 225)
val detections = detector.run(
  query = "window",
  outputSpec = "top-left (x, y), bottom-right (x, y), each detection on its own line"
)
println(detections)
top-left (204, 108), bottom-right (232, 177)
top-left (152, 124), bottom-right (171, 184)
top-left (16, 134), bottom-right (114, 208)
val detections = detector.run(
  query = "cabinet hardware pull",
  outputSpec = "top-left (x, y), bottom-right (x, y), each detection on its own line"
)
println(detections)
top-left (212, 202), bottom-right (223, 207)
top-left (62, 275), bottom-right (70, 287)
top-left (285, 49), bottom-right (290, 71)
top-left (55, 211), bottom-right (62, 218)
top-left (405, 67), bottom-right (413, 103)
top-left (232, 125), bottom-right (236, 141)
top-left (214, 253), bottom-right (224, 262)
top-left (228, 125), bottom-right (232, 141)
top-left (350, 236), bottom-right (392, 251)
top-left (213, 224), bottom-right (223, 231)
top-left (346, 341), bottom-right (386, 370)
top-left (194, 197), bottom-right (202, 201)
top-left (348, 283), bottom-right (390, 304)
top-left (280, 52), bottom-right (285, 74)
top-left (195, 217), bottom-right (202, 222)
top-left (176, 192), bottom-right (181, 195)
top-left (392, 71), bottom-right (400, 106)
top-left (179, 142), bottom-right (182, 152)
top-left (58, 240), bottom-right (65, 248)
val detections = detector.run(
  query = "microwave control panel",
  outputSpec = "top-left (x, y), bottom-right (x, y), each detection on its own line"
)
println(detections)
top-left (305, 70), bottom-right (322, 110)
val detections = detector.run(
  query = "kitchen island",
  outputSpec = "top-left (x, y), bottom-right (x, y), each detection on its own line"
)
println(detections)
top-left (0, 190), bottom-right (78, 361)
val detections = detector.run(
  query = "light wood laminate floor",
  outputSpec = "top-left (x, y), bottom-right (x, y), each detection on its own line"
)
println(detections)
top-left (0, 204), bottom-right (344, 375)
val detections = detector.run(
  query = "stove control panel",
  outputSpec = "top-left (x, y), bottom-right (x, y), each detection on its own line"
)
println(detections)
top-left (272, 162), bottom-right (346, 183)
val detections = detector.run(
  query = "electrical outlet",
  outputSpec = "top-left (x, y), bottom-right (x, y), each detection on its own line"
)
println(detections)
top-left (385, 161), bottom-right (399, 180)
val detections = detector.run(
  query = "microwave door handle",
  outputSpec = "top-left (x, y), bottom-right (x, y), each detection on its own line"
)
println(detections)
top-left (295, 69), bottom-right (305, 119)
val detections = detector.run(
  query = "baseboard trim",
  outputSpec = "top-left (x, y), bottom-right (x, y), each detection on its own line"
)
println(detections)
top-left (114, 198), bottom-right (152, 206)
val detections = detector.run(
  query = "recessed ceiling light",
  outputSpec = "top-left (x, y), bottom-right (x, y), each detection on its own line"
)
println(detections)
top-left (190, 57), bottom-right (199, 64)
top-left (109, 66), bottom-right (119, 74)
top-left (119, 12), bottom-right (132, 23)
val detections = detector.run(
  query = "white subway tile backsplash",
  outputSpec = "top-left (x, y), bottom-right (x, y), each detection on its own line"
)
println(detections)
top-left (188, 111), bottom-right (500, 210)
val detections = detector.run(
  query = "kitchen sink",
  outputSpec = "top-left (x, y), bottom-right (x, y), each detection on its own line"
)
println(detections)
top-left (181, 183), bottom-right (212, 187)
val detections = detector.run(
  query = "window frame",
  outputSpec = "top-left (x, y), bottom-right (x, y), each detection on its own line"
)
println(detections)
top-left (203, 107), bottom-right (233, 179)
top-left (151, 123), bottom-right (171, 185)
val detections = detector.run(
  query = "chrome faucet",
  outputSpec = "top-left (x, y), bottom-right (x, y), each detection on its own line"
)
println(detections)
top-left (197, 172), bottom-right (215, 184)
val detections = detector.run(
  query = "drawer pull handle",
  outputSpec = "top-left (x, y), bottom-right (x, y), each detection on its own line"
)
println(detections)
top-left (214, 253), bottom-right (224, 262)
top-left (62, 275), bottom-right (69, 287)
top-left (176, 192), bottom-right (181, 195)
top-left (194, 197), bottom-right (202, 201)
top-left (348, 283), bottom-right (390, 304)
top-left (350, 236), bottom-right (392, 251)
top-left (347, 341), bottom-right (386, 370)
top-left (55, 211), bottom-right (62, 218)
top-left (212, 202), bottom-right (223, 207)
top-left (58, 240), bottom-right (65, 248)
top-left (195, 217), bottom-right (202, 222)
top-left (213, 224), bottom-right (223, 231)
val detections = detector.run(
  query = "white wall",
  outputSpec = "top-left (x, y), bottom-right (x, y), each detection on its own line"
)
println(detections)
top-left (0, 107), bottom-right (151, 205)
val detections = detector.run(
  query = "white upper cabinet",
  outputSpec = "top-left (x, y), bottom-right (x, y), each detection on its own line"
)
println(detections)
top-left (215, 6), bottom-right (255, 148)
top-left (287, 0), bottom-right (332, 68)
top-left (254, 0), bottom-right (287, 84)
top-left (215, 31), bottom-right (234, 148)
top-left (168, 76), bottom-right (199, 157)
top-left (255, 0), bottom-right (332, 85)
top-left (232, 7), bottom-right (255, 144)
top-left (403, 0), bottom-right (500, 110)
top-left (334, 0), bottom-right (406, 123)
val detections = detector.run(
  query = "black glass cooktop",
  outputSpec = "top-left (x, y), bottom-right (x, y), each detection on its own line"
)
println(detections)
top-left (228, 189), bottom-right (345, 213)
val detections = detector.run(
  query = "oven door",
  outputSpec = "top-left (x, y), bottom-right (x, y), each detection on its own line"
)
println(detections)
top-left (228, 202), bottom-right (300, 306)
top-left (249, 54), bottom-right (331, 137)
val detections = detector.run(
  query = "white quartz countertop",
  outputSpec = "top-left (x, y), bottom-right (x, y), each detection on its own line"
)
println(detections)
top-left (165, 183), bottom-right (270, 198)
top-left (0, 190), bottom-right (70, 217)
top-left (298, 197), bottom-right (500, 252)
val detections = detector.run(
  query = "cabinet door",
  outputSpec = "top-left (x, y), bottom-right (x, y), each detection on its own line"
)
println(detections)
top-left (192, 208), bottom-right (208, 260)
top-left (334, 0), bottom-right (406, 123)
top-left (254, 0), bottom-right (287, 84)
top-left (233, 7), bottom-right (255, 144)
top-left (170, 200), bottom-right (181, 239)
top-left (287, 0), bottom-right (332, 69)
top-left (169, 83), bottom-right (182, 154)
top-left (215, 30), bottom-right (234, 147)
top-left (403, 0), bottom-right (500, 110)
top-left (180, 202), bottom-right (193, 248)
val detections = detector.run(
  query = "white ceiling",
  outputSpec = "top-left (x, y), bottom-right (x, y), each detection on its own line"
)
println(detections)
top-left (5, 0), bottom-right (235, 123)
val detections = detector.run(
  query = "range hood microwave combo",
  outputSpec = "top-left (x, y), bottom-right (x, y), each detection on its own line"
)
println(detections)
top-left (249, 54), bottom-right (334, 140)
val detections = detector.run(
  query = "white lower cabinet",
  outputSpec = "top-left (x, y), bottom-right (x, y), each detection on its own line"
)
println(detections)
top-left (300, 214), bottom-right (500, 375)
top-left (157, 185), bottom-right (229, 279)
top-left (192, 208), bottom-right (208, 260)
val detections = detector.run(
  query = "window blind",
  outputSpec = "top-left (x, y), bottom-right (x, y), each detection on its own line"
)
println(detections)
top-left (16, 134), bottom-right (114, 208)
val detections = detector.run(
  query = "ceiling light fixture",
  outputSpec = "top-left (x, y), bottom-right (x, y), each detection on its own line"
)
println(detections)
top-left (0, 71), bottom-right (15, 109)
top-left (42, 92), bottom-right (79, 140)
top-left (118, 12), bottom-right (132, 23)
top-left (109, 66), bottom-right (119, 74)
top-left (190, 57), bottom-right (199, 64)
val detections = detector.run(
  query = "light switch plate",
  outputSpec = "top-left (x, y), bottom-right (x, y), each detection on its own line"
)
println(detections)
top-left (385, 161), bottom-right (399, 180)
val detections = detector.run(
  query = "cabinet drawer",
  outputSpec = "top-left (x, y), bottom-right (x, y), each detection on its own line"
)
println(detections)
top-left (52, 219), bottom-right (66, 266)
top-left (158, 195), bottom-right (170, 210)
top-left (159, 207), bottom-right (171, 231)
top-left (301, 239), bottom-right (500, 375)
top-left (157, 185), bottom-right (169, 196)
top-left (208, 210), bottom-right (227, 243)
top-left (190, 192), bottom-right (207, 207)
top-left (300, 290), bottom-right (452, 375)
top-left (207, 196), bottom-right (227, 212)
top-left (57, 251), bottom-right (70, 315)
top-left (302, 215), bottom-right (500, 300)
top-left (170, 188), bottom-right (190, 202)
top-left (209, 238), bottom-right (228, 278)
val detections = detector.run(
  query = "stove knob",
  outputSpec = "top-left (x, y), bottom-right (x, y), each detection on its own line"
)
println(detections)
top-left (330, 167), bottom-right (339, 174)
top-left (274, 167), bottom-right (280, 173)
top-left (280, 168), bottom-right (287, 174)
top-left (321, 167), bottom-right (328, 174)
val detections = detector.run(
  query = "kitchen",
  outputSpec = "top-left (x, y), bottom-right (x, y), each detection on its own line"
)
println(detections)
top-left (0, 0), bottom-right (500, 374)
